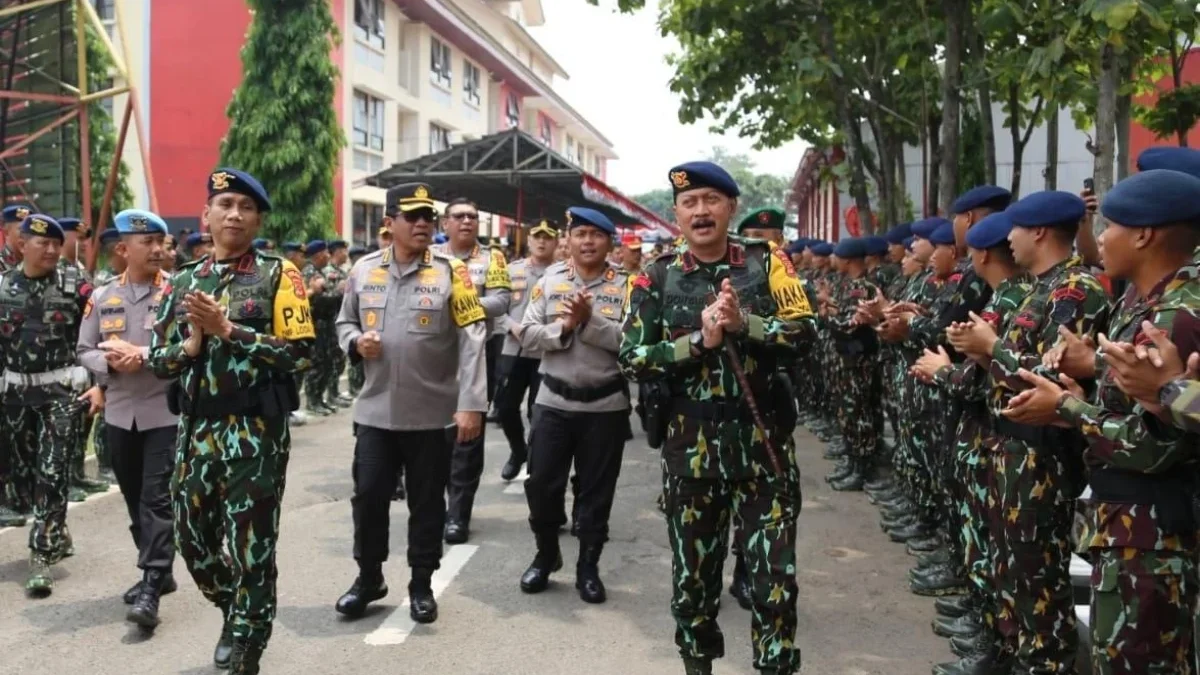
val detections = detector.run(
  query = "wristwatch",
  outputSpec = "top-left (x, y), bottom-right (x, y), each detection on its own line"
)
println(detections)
top-left (689, 330), bottom-right (707, 357)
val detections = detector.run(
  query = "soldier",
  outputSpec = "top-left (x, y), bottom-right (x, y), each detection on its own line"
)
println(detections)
top-left (77, 209), bottom-right (180, 630)
top-left (58, 217), bottom-right (92, 270)
top-left (185, 232), bottom-right (213, 261)
top-left (89, 227), bottom-right (126, 489)
top-left (947, 190), bottom-right (1109, 673)
top-left (0, 214), bottom-right (98, 594)
top-left (736, 207), bottom-right (786, 248)
top-left (619, 161), bottom-right (815, 675)
top-left (163, 233), bottom-right (181, 273)
top-left (0, 204), bottom-right (29, 272)
top-left (94, 228), bottom-right (126, 286)
top-left (324, 239), bottom-right (352, 408)
top-left (434, 198), bottom-right (512, 544)
top-left (281, 241), bottom-right (304, 269)
top-left (302, 240), bottom-right (338, 415)
top-left (0, 204), bottom-right (32, 527)
top-left (516, 207), bottom-right (632, 604)
top-left (332, 182), bottom-right (487, 623)
top-left (496, 219), bottom-right (557, 480)
top-left (148, 168), bottom-right (313, 674)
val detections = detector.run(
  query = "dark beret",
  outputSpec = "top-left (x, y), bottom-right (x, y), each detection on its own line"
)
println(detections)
top-left (833, 237), bottom-right (867, 259)
top-left (912, 217), bottom-right (951, 239)
top-left (738, 207), bottom-right (784, 233)
top-left (305, 240), bottom-right (327, 256)
top-left (565, 206), bottom-right (615, 235)
top-left (952, 185), bottom-right (1012, 214)
top-left (208, 168), bottom-right (271, 212)
top-left (885, 223), bottom-right (912, 244)
top-left (811, 242), bottom-right (833, 257)
top-left (21, 214), bottom-right (63, 242)
top-left (965, 211), bottom-right (1014, 250)
top-left (1101, 169), bottom-right (1200, 228)
top-left (1007, 191), bottom-right (1086, 229)
top-left (1136, 147), bottom-right (1200, 179)
top-left (929, 221), bottom-right (956, 246)
top-left (328, 239), bottom-right (348, 252)
top-left (864, 236), bottom-right (889, 256)
top-left (667, 161), bottom-right (740, 198)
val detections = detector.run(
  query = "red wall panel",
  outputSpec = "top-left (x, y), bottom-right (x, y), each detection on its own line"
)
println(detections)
top-left (1129, 48), bottom-right (1200, 170)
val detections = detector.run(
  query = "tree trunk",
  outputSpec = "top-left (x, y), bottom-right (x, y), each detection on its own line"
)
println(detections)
top-left (1093, 43), bottom-right (1118, 223)
top-left (1007, 83), bottom-right (1023, 198)
top-left (1045, 104), bottom-right (1059, 190)
top-left (815, 9), bottom-right (872, 224)
top-left (1116, 71), bottom-right (1132, 180)
top-left (928, 110), bottom-right (942, 215)
top-left (894, 138), bottom-right (909, 219)
top-left (937, 0), bottom-right (965, 215)
top-left (974, 22), bottom-right (996, 185)
top-left (1171, 41), bottom-right (1188, 147)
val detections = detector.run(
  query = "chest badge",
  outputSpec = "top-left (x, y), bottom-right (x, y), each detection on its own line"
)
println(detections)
top-left (419, 315), bottom-right (431, 326)
top-left (239, 299), bottom-right (263, 319)
top-left (418, 296), bottom-right (434, 308)
top-left (365, 311), bottom-right (378, 329)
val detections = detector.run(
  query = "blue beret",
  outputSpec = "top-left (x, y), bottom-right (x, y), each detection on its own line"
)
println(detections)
top-left (785, 240), bottom-right (806, 255)
top-left (903, 236), bottom-right (915, 251)
top-left (929, 221), bottom-right (957, 246)
top-left (58, 217), bottom-right (85, 233)
top-left (433, 232), bottom-right (448, 244)
top-left (99, 228), bottom-right (121, 245)
top-left (114, 209), bottom-right (168, 236)
top-left (885, 223), bottom-right (912, 244)
top-left (1101, 169), bottom-right (1200, 227)
top-left (2, 204), bottom-right (32, 223)
top-left (305, 240), bottom-right (327, 256)
top-left (952, 185), bottom-right (1012, 214)
top-left (252, 238), bottom-right (269, 249)
top-left (912, 217), bottom-right (950, 239)
top-left (1136, 147), bottom-right (1200, 179)
top-left (20, 214), bottom-right (63, 242)
top-left (328, 239), bottom-right (348, 251)
top-left (349, 245), bottom-right (367, 257)
top-left (1007, 191), bottom-right (1086, 228)
top-left (281, 241), bottom-right (302, 252)
top-left (208, 168), bottom-right (271, 212)
top-left (833, 237), bottom-right (867, 259)
top-left (864, 236), bottom-right (889, 256)
top-left (668, 161), bottom-right (740, 198)
top-left (566, 206), bottom-right (616, 235)
top-left (811, 242), bottom-right (833, 257)
top-left (965, 212), bottom-right (1014, 250)
top-left (185, 232), bottom-right (213, 249)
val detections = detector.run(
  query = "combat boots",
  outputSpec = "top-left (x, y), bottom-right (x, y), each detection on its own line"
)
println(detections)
top-left (127, 568), bottom-right (169, 629)
top-left (934, 630), bottom-right (1011, 675)
top-left (932, 610), bottom-right (983, 639)
top-left (910, 564), bottom-right (967, 596)
top-left (335, 564), bottom-right (388, 618)
top-left (916, 546), bottom-right (953, 569)
top-left (25, 552), bottom-right (53, 596)
top-left (682, 657), bottom-right (713, 675)
top-left (728, 553), bottom-right (752, 610)
top-left (0, 504), bottom-right (26, 527)
top-left (409, 567), bottom-right (438, 623)
top-left (935, 594), bottom-right (973, 619)
top-left (575, 544), bottom-right (606, 604)
top-left (520, 532), bottom-right (562, 594)
top-left (830, 458), bottom-right (865, 491)
top-left (906, 533), bottom-right (943, 554)
top-left (213, 617), bottom-right (235, 669)
top-left (123, 570), bottom-right (177, 605)
top-left (888, 520), bottom-right (936, 543)
top-left (229, 638), bottom-right (264, 675)
top-left (824, 457), bottom-right (854, 483)
top-left (500, 452), bottom-right (525, 481)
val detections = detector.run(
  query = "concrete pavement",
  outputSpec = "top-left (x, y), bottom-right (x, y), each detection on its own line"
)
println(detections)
top-left (0, 409), bottom-right (947, 675)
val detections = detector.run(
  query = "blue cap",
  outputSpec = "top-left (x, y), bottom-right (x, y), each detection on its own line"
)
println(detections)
top-left (305, 240), bottom-right (327, 256)
top-left (434, 232), bottom-right (448, 244)
top-left (952, 185), bottom-right (1012, 214)
top-left (99, 228), bottom-right (121, 246)
top-left (282, 241), bottom-right (302, 253)
top-left (566, 206), bottom-right (616, 235)
top-left (833, 237), bottom-right (867, 259)
top-left (1007, 191), bottom-right (1086, 228)
top-left (965, 212), bottom-right (1014, 250)
top-left (864, 236), bottom-right (889, 256)
top-left (252, 238), bottom-right (269, 250)
top-left (20, 214), bottom-right (63, 242)
top-left (885, 223), bottom-right (912, 244)
top-left (667, 161), bottom-right (740, 198)
top-left (2, 204), bottom-right (31, 223)
top-left (929, 221), bottom-right (957, 246)
top-left (912, 217), bottom-right (950, 239)
top-left (208, 168), bottom-right (271, 212)
top-left (1101, 169), bottom-right (1200, 227)
top-left (811, 242), bottom-right (833, 257)
top-left (328, 239), bottom-right (348, 252)
top-left (1136, 147), bottom-right (1200, 179)
top-left (185, 232), bottom-right (212, 249)
top-left (903, 236), bottom-right (915, 251)
top-left (114, 209), bottom-right (168, 236)
top-left (58, 217), bottom-right (86, 233)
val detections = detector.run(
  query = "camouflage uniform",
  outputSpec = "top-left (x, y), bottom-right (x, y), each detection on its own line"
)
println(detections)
top-left (876, 262), bottom-right (908, 441)
top-left (619, 239), bottom-right (815, 674)
top-left (321, 260), bottom-right (348, 403)
top-left (149, 249), bottom-right (313, 652)
top-left (827, 272), bottom-right (881, 480)
top-left (0, 243), bottom-right (29, 519)
top-left (1055, 264), bottom-right (1200, 675)
top-left (62, 258), bottom-right (106, 500)
top-left (986, 255), bottom-right (1108, 669)
top-left (889, 270), bottom-right (938, 496)
top-left (302, 259), bottom-right (339, 410)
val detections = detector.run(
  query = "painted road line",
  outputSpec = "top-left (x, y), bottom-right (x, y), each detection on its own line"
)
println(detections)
top-left (363, 543), bottom-right (479, 646)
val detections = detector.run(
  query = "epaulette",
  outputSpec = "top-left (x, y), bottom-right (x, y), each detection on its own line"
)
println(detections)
top-left (545, 260), bottom-right (569, 274)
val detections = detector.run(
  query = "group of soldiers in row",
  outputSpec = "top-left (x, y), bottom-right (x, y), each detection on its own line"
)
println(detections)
top-left (779, 145), bottom-right (1200, 675)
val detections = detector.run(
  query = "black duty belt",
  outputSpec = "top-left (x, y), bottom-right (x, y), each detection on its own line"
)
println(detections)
top-left (1089, 466), bottom-right (1197, 535)
top-left (541, 373), bottom-right (628, 403)
top-left (672, 397), bottom-right (754, 423)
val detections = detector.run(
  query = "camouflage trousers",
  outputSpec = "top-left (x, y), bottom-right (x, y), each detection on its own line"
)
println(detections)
top-left (950, 414), bottom-right (996, 634)
top-left (0, 403), bottom-right (32, 512)
top-left (7, 399), bottom-right (76, 557)
top-left (663, 465), bottom-right (802, 674)
top-left (173, 415), bottom-right (290, 649)
top-left (93, 408), bottom-right (110, 470)
top-left (889, 350), bottom-right (918, 489)
top-left (69, 407), bottom-right (92, 485)
top-left (304, 319), bottom-right (337, 406)
top-left (878, 349), bottom-right (902, 440)
top-left (325, 325), bottom-right (346, 402)
top-left (900, 376), bottom-right (943, 522)
top-left (833, 350), bottom-right (879, 467)
top-left (987, 445), bottom-right (1077, 670)
top-left (347, 360), bottom-right (365, 397)
top-left (1090, 547), bottom-right (1196, 675)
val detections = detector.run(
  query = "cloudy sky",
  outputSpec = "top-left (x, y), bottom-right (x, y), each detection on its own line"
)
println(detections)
top-left (527, 2), bottom-right (809, 196)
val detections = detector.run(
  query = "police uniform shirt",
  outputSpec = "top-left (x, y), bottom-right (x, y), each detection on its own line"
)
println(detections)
top-left (77, 272), bottom-right (177, 431)
top-left (336, 246), bottom-right (488, 430)
top-left (433, 243), bottom-right (512, 333)
top-left (501, 257), bottom-right (549, 358)
top-left (519, 261), bottom-right (630, 413)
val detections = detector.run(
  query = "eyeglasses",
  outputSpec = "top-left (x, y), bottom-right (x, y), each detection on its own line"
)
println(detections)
top-left (402, 209), bottom-right (436, 223)
top-left (448, 212), bottom-right (479, 222)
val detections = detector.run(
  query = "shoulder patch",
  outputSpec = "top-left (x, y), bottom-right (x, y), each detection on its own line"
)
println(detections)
top-left (281, 263), bottom-right (307, 300)
top-left (772, 247), bottom-right (797, 276)
top-left (83, 295), bottom-right (94, 319)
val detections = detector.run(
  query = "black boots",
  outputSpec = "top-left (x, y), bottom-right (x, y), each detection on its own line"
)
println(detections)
top-left (683, 657), bottom-right (713, 675)
top-left (500, 453), bottom-right (525, 481)
top-left (335, 564), bottom-right (389, 619)
top-left (935, 594), bottom-right (973, 618)
top-left (229, 638), bottom-right (264, 675)
top-left (408, 568), bottom-right (438, 624)
top-left (520, 533), bottom-right (563, 594)
top-left (214, 618), bottom-right (235, 669)
top-left (444, 520), bottom-right (469, 544)
top-left (575, 544), bottom-right (606, 604)
top-left (934, 630), bottom-right (1011, 675)
top-left (728, 554), bottom-right (752, 610)
top-left (123, 571), bottom-right (177, 605)
top-left (127, 569), bottom-right (169, 629)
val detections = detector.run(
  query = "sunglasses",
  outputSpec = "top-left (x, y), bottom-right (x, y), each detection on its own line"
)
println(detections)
top-left (401, 209), bottom-right (437, 223)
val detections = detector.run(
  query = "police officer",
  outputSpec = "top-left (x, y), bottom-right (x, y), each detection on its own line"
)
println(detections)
top-left (324, 239), bottom-right (352, 408)
top-left (497, 219), bottom-right (557, 481)
top-left (619, 162), bottom-right (814, 675)
top-left (333, 182), bottom-right (487, 624)
top-left (148, 169), bottom-right (313, 674)
top-left (517, 207), bottom-right (632, 604)
top-left (0, 214), bottom-right (98, 594)
top-left (435, 198), bottom-right (511, 543)
top-left (0, 204), bottom-right (31, 527)
top-left (77, 209), bottom-right (180, 630)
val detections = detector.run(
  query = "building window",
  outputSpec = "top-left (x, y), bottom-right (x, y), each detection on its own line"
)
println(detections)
top-left (352, 201), bottom-right (384, 246)
top-left (538, 116), bottom-right (551, 145)
top-left (93, 0), bottom-right (113, 20)
top-left (431, 37), bottom-right (452, 89)
top-left (566, 136), bottom-right (577, 163)
top-left (593, 155), bottom-right (602, 176)
top-left (430, 123), bottom-right (451, 154)
top-left (505, 92), bottom-right (520, 129)
top-left (352, 90), bottom-right (384, 152)
top-left (354, 0), bottom-right (385, 50)
top-left (463, 60), bottom-right (481, 107)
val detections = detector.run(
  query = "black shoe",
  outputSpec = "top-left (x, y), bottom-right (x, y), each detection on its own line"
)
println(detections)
top-left (444, 520), bottom-right (469, 544)
top-left (127, 569), bottom-right (167, 630)
top-left (866, 484), bottom-right (902, 504)
top-left (910, 566), bottom-right (967, 597)
top-left (932, 612), bottom-right (983, 640)
top-left (520, 547), bottom-right (563, 594)
top-left (863, 475), bottom-right (893, 492)
top-left (906, 534), bottom-right (943, 554)
top-left (950, 634), bottom-right (976, 658)
top-left (822, 443), bottom-right (847, 460)
top-left (575, 544), bottom-right (606, 604)
top-left (319, 403), bottom-right (339, 415)
top-left (910, 561), bottom-right (956, 583)
top-left (830, 470), bottom-right (864, 491)
top-left (917, 546), bottom-right (954, 569)
top-left (409, 587), bottom-right (438, 624)
top-left (214, 619), bottom-right (235, 669)
top-left (500, 455), bottom-right (524, 481)
top-left (728, 556), bottom-right (752, 611)
top-left (880, 511), bottom-right (918, 531)
top-left (879, 498), bottom-right (916, 516)
top-left (335, 576), bottom-right (389, 618)
top-left (683, 657), bottom-right (714, 675)
top-left (935, 594), bottom-right (973, 619)
top-left (122, 571), bottom-right (175, 605)
top-left (888, 521), bottom-right (936, 543)
top-left (825, 459), bottom-right (854, 483)
top-left (932, 650), bottom-right (1011, 675)
top-left (122, 580), bottom-right (143, 605)
top-left (229, 638), bottom-right (263, 675)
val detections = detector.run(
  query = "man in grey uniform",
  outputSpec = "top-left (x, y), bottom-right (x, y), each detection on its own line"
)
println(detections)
top-left (434, 198), bottom-right (511, 544)
top-left (77, 209), bottom-right (179, 630)
top-left (496, 219), bottom-right (558, 481)
top-left (518, 206), bottom-right (632, 605)
top-left (333, 182), bottom-right (488, 624)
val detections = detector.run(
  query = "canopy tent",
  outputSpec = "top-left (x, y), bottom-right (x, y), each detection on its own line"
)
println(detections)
top-left (363, 128), bottom-right (677, 245)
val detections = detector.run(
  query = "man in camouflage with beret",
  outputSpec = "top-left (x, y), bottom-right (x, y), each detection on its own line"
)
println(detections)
top-left (620, 161), bottom-right (815, 675)
top-left (323, 239), bottom-right (352, 408)
top-left (0, 204), bottom-right (32, 527)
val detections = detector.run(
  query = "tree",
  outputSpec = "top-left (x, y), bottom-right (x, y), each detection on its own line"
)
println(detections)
top-left (630, 188), bottom-right (673, 222)
top-left (220, 0), bottom-right (343, 243)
